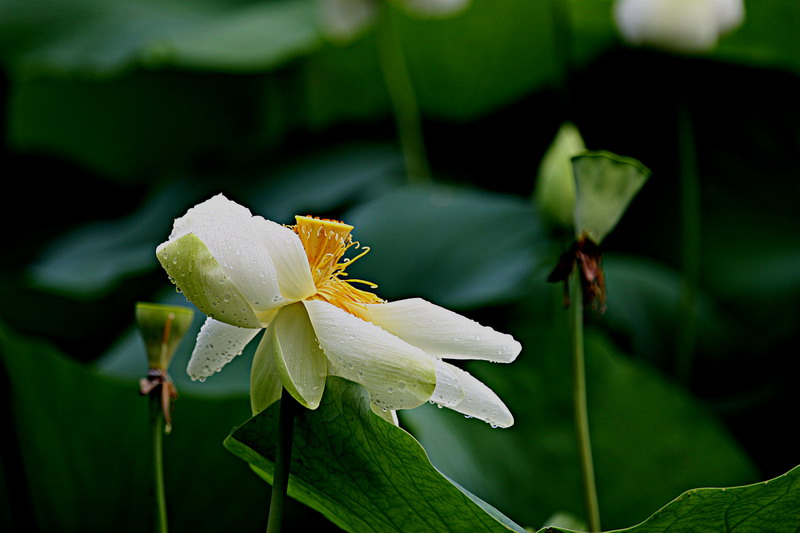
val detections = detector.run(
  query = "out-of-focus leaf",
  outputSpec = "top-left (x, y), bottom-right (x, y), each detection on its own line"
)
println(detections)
top-left (602, 254), bottom-right (730, 364)
top-left (716, 0), bottom-right (800, 73)
top-left (0, 321), bottom-right (269, 532)
top-left (242, 143), bottom-right (405, 223)
top-left (226, 376), bottom-right (527, 533)
top-left (150, 0), bottom-right (321, 72)
top-left (342, 185), bottom-right (547, 309)
top-left (0, 0), bottom-right (319, 74)
top-left (29, 182), bottom-right (208, 297)
top-left (541, 464), bottom-right (800, 533)
top-left (402, 313), bottom-right (756, 530)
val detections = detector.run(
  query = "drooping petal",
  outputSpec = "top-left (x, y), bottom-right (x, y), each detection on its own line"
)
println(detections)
top-left (303, 299), bottom-right (436, 411)
top-left (365, 298), bottom-right (521, 363)
top-left (187, 317), bottom-right (262, 381)
top-left (429, 358), bottom-right (465, 408)
top-left (158, 233), bottom-right (264, 328)
top-left (269, 303), bottom-right (327, 410)
top-left (432, 360), bottom-right (514, 428)
top-left (250, 324), bottom-right (284, 415)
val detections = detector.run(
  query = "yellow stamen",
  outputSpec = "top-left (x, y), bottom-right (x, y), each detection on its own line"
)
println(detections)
top-left (293, 216), bottom-right (383, 320)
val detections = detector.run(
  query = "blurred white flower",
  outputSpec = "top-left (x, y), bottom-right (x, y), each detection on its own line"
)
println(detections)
top-left (614, 0), bottom-right (745, 53)
top-left (157, 194), bottom-right (519, 427)
top-left (318, 0), bottom-right (470, 41)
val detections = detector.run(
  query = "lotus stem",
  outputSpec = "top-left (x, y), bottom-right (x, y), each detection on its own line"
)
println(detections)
top-left (570, 269), bottom-right (601, 532)
top-left (376, 5), bottom-right (432, 183)
top-left (266, 389), bottom-right (297, 533)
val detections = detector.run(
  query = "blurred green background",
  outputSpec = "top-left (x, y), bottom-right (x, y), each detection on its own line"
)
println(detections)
top-left (2, 0), bottom-right (799, 531)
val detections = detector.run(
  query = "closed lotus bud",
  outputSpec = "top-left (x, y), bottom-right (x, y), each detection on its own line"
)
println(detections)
top-left (535, 122), bottom-right (586, 229)
top-left (614, 0), bottom-right (745, 53)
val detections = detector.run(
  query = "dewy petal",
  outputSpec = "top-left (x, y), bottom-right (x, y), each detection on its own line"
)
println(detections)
top-left (365, 298), bottom-right (521, 363)
top-left (433, 360), bottom-right (514, 428)
top-left (429, 358), bottom-right (465, 408)
top-left (158, 234), bottom-right (264, 328)
top-left (370, 404), bottom-right (400, 426)
top-left (158, 194), bottom-right (299, 322)
top-left (187, 317), bottom-right (261, 381)
top-left (269, 303), bottom-right (327, 410)
top-left (251, 323), bottom-right (285, 415)
top-left (303, 300), bottom-right (436, 412)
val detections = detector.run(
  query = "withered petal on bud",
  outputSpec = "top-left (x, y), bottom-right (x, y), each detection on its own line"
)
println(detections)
top-left (548, 236), bottom-right (607, 314)
top-left (140, 369), bottom-right (179, 433)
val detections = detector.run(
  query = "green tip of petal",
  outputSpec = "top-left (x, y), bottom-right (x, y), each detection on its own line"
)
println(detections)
top-left (157, 233), bottom-right (262, 329)
top-left (572, 151), bottom-right (651, 243)
top-left (135, 302), bottom-right (194, 370)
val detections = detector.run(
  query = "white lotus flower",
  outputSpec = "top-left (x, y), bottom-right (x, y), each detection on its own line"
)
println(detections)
top-left (156, 194), bottom-right (520, 427)
top-left (614, 0), bottom-right (745, 53)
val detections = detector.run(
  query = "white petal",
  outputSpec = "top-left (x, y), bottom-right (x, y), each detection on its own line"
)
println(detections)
top-left (157, 233), bottom-right (265, 328)
top-left (159, 194), bottom-right (312, 321)
top-left (614, 0), bottom-right (722, 53)
top-left (250, 324), bottom-right (284, 415)
top-left (303, 300), bottom-right (436, 411)
top-left (712, 0), bottom-right (744, 33)
top-left (253, 217), bottom-right (316, 302)
top-left (370, 404), bottom-right (400, 426)
top-left (269, 303), bottom-right (327, 409)
top-left (366, 298), bottom-right (521, 363)
top-left (433, 361), bottom-right (514, 428)
top-left (429, 358), bottom-right (465, 408)
top-left (187, 317), bottom-right (261, 380)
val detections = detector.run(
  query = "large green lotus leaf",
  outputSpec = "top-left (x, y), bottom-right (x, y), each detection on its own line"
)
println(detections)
top-left (342, 185), bottom-right (547, 309)
top-left (0, 0), bottom-right (319, 75)
top-left (401, 314), bottom-right (756, 530)
top-left (225, 376), bottom-right (527, 533)
top-left (540, 464), bottom-right (800, 533)
top-left (0, 321), bottom-right (276, 532)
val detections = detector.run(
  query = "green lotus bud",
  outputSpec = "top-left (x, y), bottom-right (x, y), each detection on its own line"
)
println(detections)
top-left (136, 302), bottom-right (195, 371)
top-left (535, 122), bottom-right (586, 228)
top-left (572, 151), bottom-right (651, 244)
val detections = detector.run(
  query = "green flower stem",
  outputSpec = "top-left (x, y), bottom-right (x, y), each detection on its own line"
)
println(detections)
top-left (375, 6), bottom-right (432, 184)
top-left (570, 270), bottom-right (601, 532)
top-left (266, 389), bottom-right (297, 533)
top-left (676, 98), bottom-right (700, 385)
top-left (150, 397), bottom-right (169, 533)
